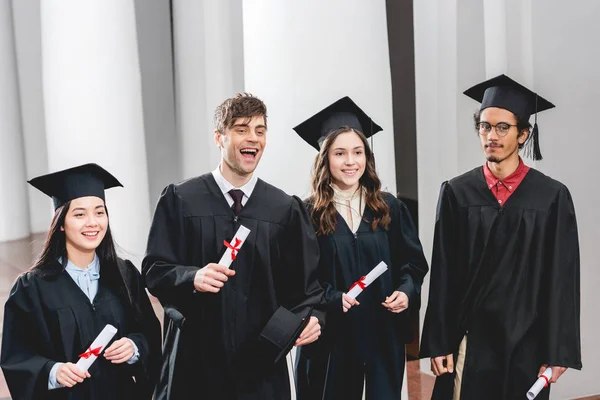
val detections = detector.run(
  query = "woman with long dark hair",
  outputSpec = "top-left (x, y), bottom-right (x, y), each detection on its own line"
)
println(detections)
top-left (294, 97), bottom-right (429, 399)
top-left (1, 163), bottom-right (161, 400)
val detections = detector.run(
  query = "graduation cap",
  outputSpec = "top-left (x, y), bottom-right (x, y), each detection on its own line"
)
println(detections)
top-left (28, 163), bottom-right (123, 210)
top-left (258, 306), bottom-right (312, 364)
top-left (463, 74), bottom-right (555, 161)
top-left (293, 96), bottom-right (382, 151)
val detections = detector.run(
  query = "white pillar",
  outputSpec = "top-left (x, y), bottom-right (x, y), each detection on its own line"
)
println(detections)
top-left (0, 0), bottom-right (30, 241)
top-left (134, 0), bottom-right (180, 206)
top-left (173, 0), bottom-right (245, 179)
top-left (483, 0), bottom-right (534, 84)
top-left (40, 0), bottom-right (151, 261)
top-left (11, 0), bottom-right (51, 233)
top-left (529, 1), bottom-right (600, 398)
top-left (243, 0), bottom-right (396, 197)
top-left (414, 0), bottom-right (486, 373)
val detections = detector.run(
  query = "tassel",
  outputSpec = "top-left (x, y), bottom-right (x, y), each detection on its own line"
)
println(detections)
top-left (526, 95), bottom-right (543, 161)
top-left (531, 122), bottom-right (543, 161)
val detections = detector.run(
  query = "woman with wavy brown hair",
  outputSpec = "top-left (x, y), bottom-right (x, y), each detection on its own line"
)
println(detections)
top-left (293, 97), bottom-right (429, 400)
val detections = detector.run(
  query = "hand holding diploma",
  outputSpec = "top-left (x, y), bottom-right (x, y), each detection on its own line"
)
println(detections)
top-left (194, 263), bottom-right (236, 293)
top-left (194, 225), bottom-right (250, 293)
top-left (537, 364), bottom-right (567, 384)
top-left (527, 364), bottom-right (568, 398)
top-left (56, 363), bottom-right (91, 388)
top-left (342, 293), bottom-right (360, 313)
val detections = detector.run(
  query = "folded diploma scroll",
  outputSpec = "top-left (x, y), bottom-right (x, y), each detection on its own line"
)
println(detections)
top-left (347, 261), bottom-right (388, 299)
top-left (219, 225), bottom-right (251, 268)
top-left (76, 324), bottom-right (118, 371)
top-left (527, 367), bottom-right (552, 399)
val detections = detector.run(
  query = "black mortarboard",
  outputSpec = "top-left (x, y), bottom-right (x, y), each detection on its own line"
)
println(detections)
top-left (293, 96), bottom-right (382, 151)
top-left (463, 74), bottom-right (555, 160)
top-left (28, 163), bottom-right (123, 210)
top-left (258, 306), bottom-right (312, 364)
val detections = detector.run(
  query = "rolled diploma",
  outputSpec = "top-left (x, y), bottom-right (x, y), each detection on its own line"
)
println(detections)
top-left (347, 261), bottom-right (388, 299)
top-left (527, 367), bottom-right (552, 399)
top-left (76, 324), bottom-right (118, 371)
top-left (219, 225), bottom-right (251, 268)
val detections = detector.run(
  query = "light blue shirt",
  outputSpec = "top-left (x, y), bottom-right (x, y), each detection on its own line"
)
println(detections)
top-left (48, 254), bottom-right (139, 390)
top-left (65, 254), bottom-right (101, 302)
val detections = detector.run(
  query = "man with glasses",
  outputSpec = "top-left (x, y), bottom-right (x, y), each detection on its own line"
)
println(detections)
top-left (420, 75), bottom-right (582, 399)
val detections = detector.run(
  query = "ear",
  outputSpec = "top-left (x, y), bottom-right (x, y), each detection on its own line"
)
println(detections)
top-left (60, 226), bottom-right (65, 231)
top-left (214, 129), bottom-right (222, 148)
top-left (518, 128), bottom-right (529, 145)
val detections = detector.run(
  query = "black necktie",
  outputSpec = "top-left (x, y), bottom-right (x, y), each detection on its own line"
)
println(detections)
top-left (229, 189), bottom-right (244, 215)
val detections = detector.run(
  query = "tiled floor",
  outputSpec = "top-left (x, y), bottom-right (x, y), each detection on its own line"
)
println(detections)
top-left (0, 234), bottom-right (596, 400)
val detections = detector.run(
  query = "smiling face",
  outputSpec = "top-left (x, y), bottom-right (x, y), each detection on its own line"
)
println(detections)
top-left (327, 130), bottom-right (366, 191)
top-left (215, 115), bottom-right (267, 178)
top-left (61, 196), bottom-right (108, 258)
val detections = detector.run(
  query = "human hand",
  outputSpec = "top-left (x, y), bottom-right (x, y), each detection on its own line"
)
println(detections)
top-left (381, 291), bottom-right (409, 313)
top-left (538, 364), bottom-right (567, 384)
top-left (56, 362), bottom-right (90, 387)
top-left (295, 316), bottom-right (321, 347)
top-left (194, 263), bottom-right (236, 293)
top-left (104, 338), bottom-right (135, 364)
top-left (431, 354), bottom-right (454, 376)
top-left (342, 293), bottom-right (360, 312)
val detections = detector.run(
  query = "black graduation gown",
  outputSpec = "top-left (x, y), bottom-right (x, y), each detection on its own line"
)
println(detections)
top-left (420, 167), bottom-right (582, 400)
top-left (1, 258), bottom-right (162, 400)
top-left (142, 174), bottom-right (323, 400)
top-left (296, 193), bottom-right (429, 400)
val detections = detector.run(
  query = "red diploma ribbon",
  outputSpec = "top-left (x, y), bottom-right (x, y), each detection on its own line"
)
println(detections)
top-left (224, 237), bottom-right (242, 260)
top-left (541, 374), bottom-right (550, 388)
top-left (79, 346), bottom-right (102, 359)
top-left (349, 276), bottom-right (367, 291)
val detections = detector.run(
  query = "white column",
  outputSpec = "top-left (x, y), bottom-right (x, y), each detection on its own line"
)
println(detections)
top-left (173, 0), bottom-right (245, 179)
top-left (414, 0), bottom-right (486, 373)
top-left (243, 0), bottom-right (396, 197)
top-left (483, 0), bottom-right (508, 76)
top-left (529, 1), bottom-right (600, 398)
top-left (40, 0), bottom-right (151, 261)
top-left (483, 0), bottom-right (534, 84)
top-left (0, 0), bottom-right (30, 241)
top-left (134, 0), bottom-right (180, 206)
top-left (11, 0), bottom-right (51, 233)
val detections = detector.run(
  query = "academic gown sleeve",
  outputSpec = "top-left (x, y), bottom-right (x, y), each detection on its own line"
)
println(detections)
top-left (420, 181), bottom-right (460, 358)
top-left (273, 196), bottom-right (324, 324)
top-left (388, 196), bottom-right (429, 310)
top-left (1, 274), bottom-right (57, 400)
top-left (142, 184), bottom-right (198, 321)
top-left (117, 259), bottom-right (162, 398)
top-left (541, 186), bottom-right (582, 369)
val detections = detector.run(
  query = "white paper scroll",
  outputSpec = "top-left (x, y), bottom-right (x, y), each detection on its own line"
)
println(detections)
top-left (347, 261), bottom-right (388, 299)
top-left (219, 225), bottom-right (251, 268)
top-left (527, 367), bottom-right (552, 399)
top-left (75, 324), bottom-right (118, 372)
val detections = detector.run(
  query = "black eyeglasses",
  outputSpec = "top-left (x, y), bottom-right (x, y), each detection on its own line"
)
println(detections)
top-left (476, 122), bottom-right (518, 137)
